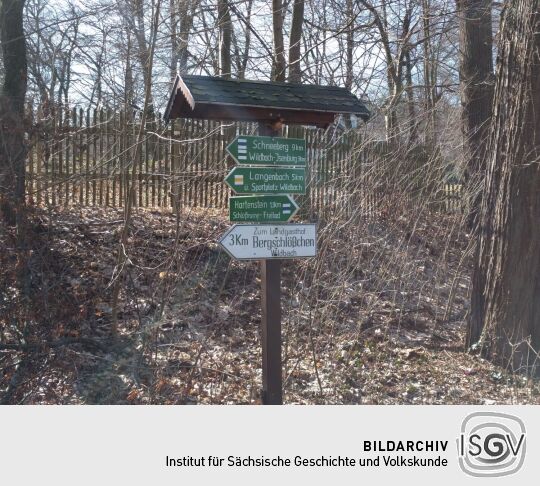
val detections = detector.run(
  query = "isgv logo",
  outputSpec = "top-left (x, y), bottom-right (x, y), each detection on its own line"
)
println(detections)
top-left (457, 412), bottom-right (526, 477)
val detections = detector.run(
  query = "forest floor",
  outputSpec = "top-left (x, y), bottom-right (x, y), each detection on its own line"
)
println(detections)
top-left (1, 205), bottom-right (540, 405)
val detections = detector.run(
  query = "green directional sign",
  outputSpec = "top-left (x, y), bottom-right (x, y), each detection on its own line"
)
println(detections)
top-left (226, 135), bottom-right (306, 166)
top-left (229, 195), bottom-right (299, 222)
top-left (224, 167), bottom-right (306, 195)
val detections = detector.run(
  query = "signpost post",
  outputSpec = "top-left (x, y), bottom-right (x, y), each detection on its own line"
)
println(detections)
top-left (165, 73), bottom-right (369, 406)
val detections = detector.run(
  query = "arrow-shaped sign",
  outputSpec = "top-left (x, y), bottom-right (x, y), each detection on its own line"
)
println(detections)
top-left (229, 195), bottom-right (299, 222)
top-left (224, 166), bottom-right (306, 195)
top-left (219, 224), bottom-right (317, 260)
top-left (226, 135), bottom-right (307, 167)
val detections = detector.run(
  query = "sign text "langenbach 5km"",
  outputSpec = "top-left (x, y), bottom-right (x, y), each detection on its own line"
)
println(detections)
top-left (224, 167), bottom-right (306, 194)
top-left (226, 135), bottom-right (306, 166)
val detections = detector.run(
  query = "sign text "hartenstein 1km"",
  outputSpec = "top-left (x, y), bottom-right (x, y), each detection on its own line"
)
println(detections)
top-left (219, 224), bottom-right (317, 260)
top-left (226, 135), bottom-right (306, 166)
top-left (224, 167), bottom-right (306, 194)
top-left (229, 195), bottom-right (298, 222)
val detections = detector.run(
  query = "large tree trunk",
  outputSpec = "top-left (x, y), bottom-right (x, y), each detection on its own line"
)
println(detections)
top-left (288, 0), bottom-right (304, 83)
top-left (0, 0), bottom-right (27, 227)
top-left (456, 0), bottom-right (494, 225)
top-left (468, 0), bottom-right (540, 376)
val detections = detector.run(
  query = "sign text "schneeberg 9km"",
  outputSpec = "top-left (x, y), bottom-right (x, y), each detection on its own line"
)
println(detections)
top-left (226, 135), bottom-right (306, 166)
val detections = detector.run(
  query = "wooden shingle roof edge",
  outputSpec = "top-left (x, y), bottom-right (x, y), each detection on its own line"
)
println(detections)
top-left (164, 74), bottom-right (370, 126)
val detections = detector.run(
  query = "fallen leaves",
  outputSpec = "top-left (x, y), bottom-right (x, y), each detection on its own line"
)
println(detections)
top-left (2, 206), bottom-right (540, 405)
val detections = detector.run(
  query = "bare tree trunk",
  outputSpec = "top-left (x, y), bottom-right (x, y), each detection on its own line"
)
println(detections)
top-left (0, 0), bottom-right (27, 227)
top-left (123, 0), bottom-right (156, 118)
top-left (239, 0), bottom-right (253, 79)
top-left (458, 0), bottom-right (495, 349)
top-left (170, 0), bottom-right (179, 81)
top-left (468, 0), bottom-right (540, 376)
top-left (218, 0), bottom-right (232, 78)
top-left (405, 48), bottom-right (417, 143)
top-left (111, 0), bottom-right (163, 336)
top-left (345, 0), bottom-right (354, 91)
top-left (456, 0), bottom-right (494, 225)
top-left (359, 0), bottom-right (411, 141)
top-left (343, 0), bottom-right (354, 128)
top-left (271, 0), bottom-right (286, 81)
top-left (380, 1), bottom-right (399, 140)
top-left (178, 0), bottom-right (194, 74)
top-left (124, 30), bottom-right (134, 109)
top-left (384, 73), bottom-right (399, 140)
top-left (422, 0), bottom-right (437, 146)
top-left (288, 0), bottom-right (304, 83)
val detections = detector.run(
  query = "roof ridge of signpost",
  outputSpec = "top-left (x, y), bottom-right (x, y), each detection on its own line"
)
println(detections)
top-left (181, 73), bottom-right (360, 91)
top-left (164, 74), bottom-right (370, 127)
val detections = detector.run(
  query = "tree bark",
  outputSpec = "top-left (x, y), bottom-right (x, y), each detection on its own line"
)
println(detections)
top-left (422, 0), bottom-right (437, 146)
top-left (456, 0), bottom-right (494, 224)
top-left (175, 0), bottom-right (194, 75)
top-left (345, 0), bottom-right (354, 91)
top-left (218, 0), bottom-right (232, 78)
top-left (121, 0), bottom-right (155, 118)
top-left (170, 0), bottom-right (179, 80)
top-left (124, 30), bottom-right (134, 108)
top-left (405, 48), bottom-right (417, 143)
top-left (288, 0), bottom-right (304, 83)
top-left (241, 0), bottom-right (253, 78)
top-left (0, 0), bottom-right (27, 226)
top-left (271, 0), bottom-right (286, 81)
top-left (359, 0), bottom-right (412, 141)
top-left (343, 0), bottom-right (354, 128)
top-left (468, 0), bottom-right (540, 376)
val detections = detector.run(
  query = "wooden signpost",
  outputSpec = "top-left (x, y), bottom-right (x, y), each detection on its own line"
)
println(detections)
top-left (164, 74), bottom-right (370, 405)
top-left (220, 126), bottom-right (317, 404)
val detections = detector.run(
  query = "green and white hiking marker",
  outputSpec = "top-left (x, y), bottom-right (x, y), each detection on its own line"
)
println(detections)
top-left (229, 195), bottom-right (299, 222)
top-left (224, 166), bottom-right (306, 194)
top-left (226, 135), bottom-right (306, 166)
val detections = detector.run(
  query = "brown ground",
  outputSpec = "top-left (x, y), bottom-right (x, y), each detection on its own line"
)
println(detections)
top-left (1, 205), bottom-right (539, 404)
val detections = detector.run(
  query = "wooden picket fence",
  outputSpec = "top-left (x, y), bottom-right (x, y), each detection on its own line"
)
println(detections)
top-left (26, 107), bottom-right (463, 216)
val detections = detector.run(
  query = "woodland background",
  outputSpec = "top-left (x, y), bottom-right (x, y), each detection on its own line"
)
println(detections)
top-left (1, 0), bottom-right (539, 404)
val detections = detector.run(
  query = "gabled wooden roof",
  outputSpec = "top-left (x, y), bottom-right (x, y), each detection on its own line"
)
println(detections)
top-left (164, 75), bottom-right (370, 127)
